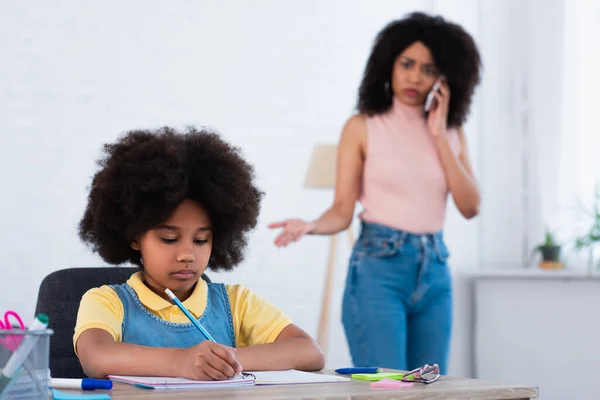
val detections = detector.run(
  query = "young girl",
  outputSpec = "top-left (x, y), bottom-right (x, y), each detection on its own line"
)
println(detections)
top-left (74, 127), bottom-right (324, 380)
top-left (269, 12), bottom-right (482, 374)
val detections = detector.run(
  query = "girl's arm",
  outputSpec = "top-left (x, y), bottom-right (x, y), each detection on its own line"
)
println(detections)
top-left (76, 328), bottom-right (241, 380)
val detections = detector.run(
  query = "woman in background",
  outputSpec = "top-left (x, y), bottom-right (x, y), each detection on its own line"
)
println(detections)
top-left (269, 12), bottom-right (482, 374)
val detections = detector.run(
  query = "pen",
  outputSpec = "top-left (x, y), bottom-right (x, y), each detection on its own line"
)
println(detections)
top-left (50, 378), bottom-right (113, 390)
top-left (335, 367), bottom-right (381, 374)
top-left (164, 289), bottom-right (216, 342)
top-left (165, 288), bottom-right (246, 379)
top-left (0, 314), bottom-right (49, 395)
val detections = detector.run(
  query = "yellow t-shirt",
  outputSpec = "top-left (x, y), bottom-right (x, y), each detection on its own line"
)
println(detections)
top-left (73, 272), bottom-right (292, 353)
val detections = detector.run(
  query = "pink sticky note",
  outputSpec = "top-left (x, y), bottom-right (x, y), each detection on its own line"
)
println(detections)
top-left (371, 378), bottom-right (414, 389)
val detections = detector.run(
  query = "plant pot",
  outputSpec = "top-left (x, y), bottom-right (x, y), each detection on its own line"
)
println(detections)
top-left (540, 245), bottom-right (561, 261)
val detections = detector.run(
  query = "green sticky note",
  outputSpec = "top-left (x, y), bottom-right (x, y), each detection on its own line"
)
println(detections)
top-left (351, 372), bottom-right (406, 381)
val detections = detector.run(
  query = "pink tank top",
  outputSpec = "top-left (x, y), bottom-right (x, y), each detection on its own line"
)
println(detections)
top-left (359, 97), bottom-right (461, 233)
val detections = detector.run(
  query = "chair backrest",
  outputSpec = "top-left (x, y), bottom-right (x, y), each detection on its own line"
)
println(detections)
top-left (34, 267), bottom-right (211, 378)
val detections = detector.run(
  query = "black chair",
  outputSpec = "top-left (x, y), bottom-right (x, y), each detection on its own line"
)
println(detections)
top-left (34, 267), bottom-right (211, 378)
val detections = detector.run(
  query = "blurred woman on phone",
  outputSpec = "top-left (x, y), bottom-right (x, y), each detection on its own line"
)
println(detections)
top-left (269, 12), bottom-right (482, 374)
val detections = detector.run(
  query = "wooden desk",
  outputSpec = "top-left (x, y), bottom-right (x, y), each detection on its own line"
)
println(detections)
top-left (57, 371), bottom-right (539, 400)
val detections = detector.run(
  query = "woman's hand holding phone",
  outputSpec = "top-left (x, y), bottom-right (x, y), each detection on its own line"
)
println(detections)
top-left (426, 76), bottom-right (450, 138)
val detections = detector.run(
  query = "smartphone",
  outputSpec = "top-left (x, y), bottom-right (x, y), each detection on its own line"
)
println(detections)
top-left (424, 76), bottom-right (445, 112)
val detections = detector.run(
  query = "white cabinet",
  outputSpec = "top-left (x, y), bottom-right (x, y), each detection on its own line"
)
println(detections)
top-left (473, 270), bottom-right (600, 400)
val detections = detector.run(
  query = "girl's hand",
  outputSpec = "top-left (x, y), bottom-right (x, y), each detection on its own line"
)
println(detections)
top-left (427, 78), bottom-right (451, 138)
top-left (268, 219), bottom-right (316, 247)
top-left (180, 341), bottom-right (242, 381)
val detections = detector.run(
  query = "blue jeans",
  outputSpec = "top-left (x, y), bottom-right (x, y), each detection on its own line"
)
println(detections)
top-left (341, 221), bottom-right (452, 374)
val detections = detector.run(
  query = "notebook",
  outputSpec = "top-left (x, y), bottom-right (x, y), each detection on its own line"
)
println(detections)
top-left (109, 370), bottom-right (350, 389)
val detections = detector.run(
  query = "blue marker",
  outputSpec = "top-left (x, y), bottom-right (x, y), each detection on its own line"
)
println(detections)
top-left (335, 367), bottom-right (381, 374)
top-left (50, 378), bottom-right (112, 390)
top-left (165, 288), bottom-right (216, 342)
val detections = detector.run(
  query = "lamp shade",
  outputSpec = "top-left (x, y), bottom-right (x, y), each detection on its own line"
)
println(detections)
top-left (304, 143), bottom-right (337, 189)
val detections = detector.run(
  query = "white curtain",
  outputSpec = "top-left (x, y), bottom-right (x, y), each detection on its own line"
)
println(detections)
top-left (529, 0), bottom-right (600, 266)
top-left (562, 0), bottom-right (600, 206)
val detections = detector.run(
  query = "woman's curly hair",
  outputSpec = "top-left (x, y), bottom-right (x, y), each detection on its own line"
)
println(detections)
top-left (79, 126), bottom-right (263, 271)
top-left (358, 12), bottom-right (482, 128)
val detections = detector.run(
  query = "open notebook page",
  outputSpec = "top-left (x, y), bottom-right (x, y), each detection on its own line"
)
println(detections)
top-left (108, 373), bottom-right (255, 389)
top-left (250, 370), bottom-right (350, 385)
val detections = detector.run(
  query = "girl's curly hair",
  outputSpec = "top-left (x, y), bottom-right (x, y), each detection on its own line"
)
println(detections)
top-left (79, 126), bottom-right (263, 271)
top-left (358, 12), bottom-right (482, 127)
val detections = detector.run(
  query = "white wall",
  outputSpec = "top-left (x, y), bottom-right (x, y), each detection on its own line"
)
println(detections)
top-left (0, 0), bottom-right (520, 377)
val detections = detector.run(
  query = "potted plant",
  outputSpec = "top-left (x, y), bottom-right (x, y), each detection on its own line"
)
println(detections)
top-left (574, 185), bottom-right (600, 271)
top-left (535, 228), bottom-right (562, 265)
